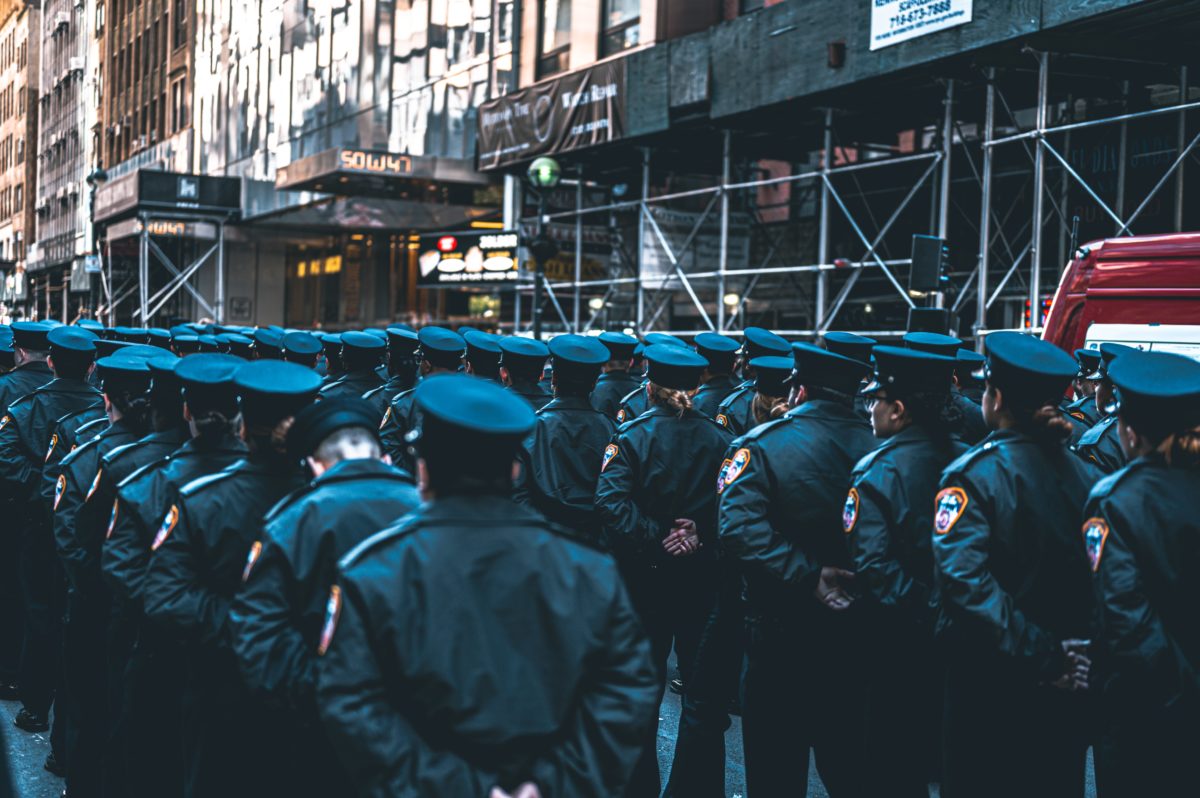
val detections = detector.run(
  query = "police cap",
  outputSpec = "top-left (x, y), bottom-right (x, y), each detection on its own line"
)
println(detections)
top-left (286, 396), bottom-right (382, 461)
top-left (76, 319), bottom-right (105, 334)
top-left (863, 345), bottom-right (956, 398)
top-left (318, 332), bottom-right (343, 353)
top-left (219, 333), bottom-right (255, 359)
top-left (234, 360), bottom-right (323, 428)
top-left (645, 343), bottom-right (708, 391)
top-left (1108, 350), bottom-right (1200, 440)
top-left (386, 327), bottom-right (420, 356)
top-left (196, 334), bottom-right (222, 353)
top-left (147, 328), bottom-right (172, 349)
top-left (1075, 347), bottom-right (1102, 380)
top-left (95, 355), bottom-right (153, 393)
top-left (786, 342), bottom-right (866, 395)
top-left (95, 339), bottom-right (133, 357)
top-left (48, 325), bottom-right (98, 357)
top-left (823, 331), bottom-right (876, 364)
top-left (750, 356), bottom-right (794, 397)
top-left (1092, 342), bottom-right (1137, 381)
top-left (11, 321), bottom-right (51, 350)
top-left (497, 336), bottom-right (549, 373)
top-left (363, 328), bottom-right (388, 341)
top-left (281, 331), bottom-right (322, 365)
top-left (463, 330), bottom-right (502, 376)
top-left (169, 324), bottom-right (193, 338)
top-left (644, 332), bottom-right (690, 350)
top-left (417, 326), bottom-right (466, 368)
top-left (598, 331), bottom-right (638, 361)
top-left (983, 332), bottom-right (1076, 407)
top-left (175, 353), bottom-right (243, 416)
top-left (411, 374), bottom-right (535, 477)
top-left (903, 331), bottom-right (963, 358)
top-left (252, 328), bottom-right (284, 359)
top-left (694, 333), bottom-right (740, 371)
top-left (741, 327), bottom-right (791, 358)
top-left (172, 334), bottom-right (201, 354)
top-left (548, 334), bottom-right (608, 380)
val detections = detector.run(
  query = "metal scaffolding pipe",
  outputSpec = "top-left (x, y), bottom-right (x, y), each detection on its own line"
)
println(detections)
top-left (1178, 66), bottom-right (1189, 232)
top-left (637, 148), bottom-right (649, 331)
top-left (976, 67), bottom-right (995, 343)
top-left (984, 99), bottom-right (1200, 148)
top-left (717, 130), bottom-right (730, 331)
top-left (574, 172), bottom-right (583, 332)
top-left (817, 108), bottom-right (833, 329)
top-left (937, 79), bottom-right (954, 310)
top-left (1116, 81), bottom-right (1130, 231)
top-left (1029, 52), bottom-right (1048, 330)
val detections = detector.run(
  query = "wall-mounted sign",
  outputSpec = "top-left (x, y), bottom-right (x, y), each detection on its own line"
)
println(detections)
top-left (869, 0), bottom-right (972, 50)
top-left (274, 148), bottom-right (488, 192)
top-left (94, 170), bottom-right (242, 223)
top-left (417, 230), bottom-right (519, 286)
top-left (477, 58), bottom-right (627, 171)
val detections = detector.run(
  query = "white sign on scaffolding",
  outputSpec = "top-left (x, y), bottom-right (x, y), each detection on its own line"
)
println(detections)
top-left (869, 0), bottom-right (972, 51)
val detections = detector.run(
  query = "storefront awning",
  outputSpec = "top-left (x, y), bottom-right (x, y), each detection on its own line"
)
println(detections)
top-left (274, 148), bottom-right (489, 193)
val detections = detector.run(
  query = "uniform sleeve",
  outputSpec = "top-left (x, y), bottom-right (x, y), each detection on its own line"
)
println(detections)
top-left (101, 493), bottom-right (152, 605)
top-left (315, 577), bottom-right (499, 798)
top-left (529, 576), bottom-right (659, 797)
top-left (846, 477), bottom-right (928, 620)
top-left (143, 498), bottom-right (230, 646)
top-left (932, 473), bottom-right (1063, 680)
top-left (72, 470), bottom-right (116, 600)
top-left (1090, 502), bottom-right (1196, 707)
top-left (594, 434), bottom-right (661, 553)
top-left (230, 536), bottom-right (316, 714)
top-left (0, 413), bottom-right (34, 495)
top-left (53, 463), bottom-right (94, 596)
top-left (511, 436), bottom-right (534, 509)
top-left (718, 444), bottom-right (822, 594)
top-left (378, 401), bottom-right (408, 467)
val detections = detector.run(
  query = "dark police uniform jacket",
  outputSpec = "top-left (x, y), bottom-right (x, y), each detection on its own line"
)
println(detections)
top-left (232, 458), bottom-right (419, 715)
top-left (40, 413), bottom-right (107, 517)
top-left (713, 382), bottom-right (755, 435)
top-left (932, 429), bottom-right (1099, 677)
top-left (615, 384), bottom-right (649, 425)
top-left (692, 374), bottom-right (739, 420)
top-left (590, 370), bottom-right (641, 420)
top-left (595, 406), bottom-right (732, 562)
top-left (380, 387), bottom-right (419, 474)
top-left (1073, 414), bottom-right (1126, 474)
top-left (0, 360), bottom-right (52, 413)
top-left (101, 433), bottom-right (246, 609)
top-left (845, 425), bottom-right (969, 624)
top-left (718, 399), bottom-right (877, 616)
top-left (514, 396), bottom-right (616, 544)
top-left (1086, 453), bottom-right (1200, 718)
top-left (952, 389), bottom-right (990, 446)
top-left (1064, 394), bottom-right (1101, 427)
top-left (362, 375), bottom-right (415, 422)
top-left (507, 379), bottom-right (553, 412)
top-left (315, 496), bottom-right (660, 798)
top-left (319, 370), bottom-right (384, 402)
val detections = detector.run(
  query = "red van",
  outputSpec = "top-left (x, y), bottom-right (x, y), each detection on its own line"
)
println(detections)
top-left (1041, 232), bottom-right (1200, 353)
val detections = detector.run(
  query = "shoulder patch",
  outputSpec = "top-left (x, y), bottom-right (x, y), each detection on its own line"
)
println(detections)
top-left (242, 540), bottom-right (263, 582)
top-left (1077, 416), bottom-right (1116, 447)
top-left (716, 458), bottom-right (733, 494)
top-left (53, 474), bottom-right (67, 511)
top-left (150, 505), bottom-right (179, 551)
top-left (601, 443), bottom-right (619, 472)
top-left (721, 447), bottom-right (752, 490)
top-left (1069, 411), bottom-right (1087, 422)
top-left (0, 414), bottom-right (9, 431)
top-left (1082, 517), bottom-right (1110, 572)
top-left (317, 585), bottom-right (342, 656)
top-left (715, 413), bottom-right (729, 428)
top-left (380, 405), bottom-right (391, 429)
top-left (106, 500), bottom-right (119, 539)
top-left (616, 408), bottom-right (628, 423)
top-left (85, 469), bottom-right (103, 501)
top-left (842, 488), bottom-right (859, 534)
top-left (44, 433), bottom-right (59, 462)
top-left (934, 487), bottom-right (968, 535)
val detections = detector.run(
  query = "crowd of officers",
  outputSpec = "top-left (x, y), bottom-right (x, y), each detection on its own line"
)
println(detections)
top-left (0, 314), bottom-right (1195, 798)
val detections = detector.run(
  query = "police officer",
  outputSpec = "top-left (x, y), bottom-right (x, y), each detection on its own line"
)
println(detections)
top-left (1073, 342), bottom-right (1133, 473)
top-left (463, 329), bottom-right (504, 383)
top-left (513, 335), bottom-right (613, 543)
top-left (319, 331), bottom-right (385, 400)
top-left (316, 332), bottom-right (341, 378)
top-left (616, 333), bottom-right (689, 423)
top-left (280, 330), bottom-right (324, 370)
top-left (0, 325), bottom-right (100, 735)
top-left (904, 331), bottom-right (989, 444)
top-left (955, 348), bottom-right (986, 404)
top-left (362, 327), bottom-right (420, 417)
top-left (144, 360), bottom-right (321, 798)
top-left (595, 344), bottom-right (732, 797)
top-left (498, 336), bottom-right (552, 410)
top-left (714, 327), bottom-right (790, 434)
top-left (231, 397), bottom-right (419, 794)
top-left (101, 353), bottom-right (248, 798)
top-left (844, 346), bottom-right (968, 797)
top-left (718, 342), bottom-right (877, 797)
top-left (379, 326), bottom-right (465, 469)
top-left (590, 331), bottom-right (640, 419)
top-left (1084, 350), bottom-right (1200, 796)
top-left (53, 354), bottom-right (155, 797)
top-left (823, 331), bottom-right (876, 420)
top-left (0, 322), bottom-right (55, 408)
top-left (316, 375), bottom-right (659, 797)
top-left (1064, 348), bottom-right (1102, 426)
top-left (252, 328), bottom-right (285, 361)
top-left (692, 333), bottom-right (742, 418)
top-left (933, 332), bottom-right (1097, 798)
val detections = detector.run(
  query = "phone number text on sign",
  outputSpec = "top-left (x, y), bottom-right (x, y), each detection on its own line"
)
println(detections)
top-left (869, 0), bottom-right (972, 51)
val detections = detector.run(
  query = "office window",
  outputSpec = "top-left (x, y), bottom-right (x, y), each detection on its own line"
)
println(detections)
top-left (538, 0), bottom-right (570, 77)
top-left (173, 0), bottom-right (187, 49)
top-left (600, 0), bottom-right (638, 56)
top-left (14, 184), bottom-right (21, 212)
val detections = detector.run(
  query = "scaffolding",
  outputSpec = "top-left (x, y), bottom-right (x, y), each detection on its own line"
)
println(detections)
top-left (512, 48), bottom-right (1199, 343)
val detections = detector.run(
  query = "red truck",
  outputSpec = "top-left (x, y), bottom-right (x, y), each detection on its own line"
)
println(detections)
top-left (1042, 232), bottom-right (1200, 353)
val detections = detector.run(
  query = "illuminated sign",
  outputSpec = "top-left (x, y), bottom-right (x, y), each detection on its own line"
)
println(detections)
top-left (339, 150), bottom-right (414, 177)
top-left (146, 220), bottom-right (186, 237)
top-left (417, 229), bottom-right (519, 287)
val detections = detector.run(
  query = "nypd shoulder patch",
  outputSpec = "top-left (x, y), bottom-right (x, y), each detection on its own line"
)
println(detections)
top-left (842, 488), bottom-right (859, 534)
top-left (53, 474), bottom-right (67, 511)
top-left (106, 500), bottom-right (119, 539)
top-left (721, 447), bottom-right (751, 490)
top-left (716, 458), bottom-right (733, 494)
top-left (715, 413), bottom-right (729, 428)
top-left (317, 584), bottom-right (343, 656)
top-left (44, 434), bottom-right (59, 462)
top-left (242, 540), bottom-right (263, 582)
top-left (1082, 517), bottom-right (1110, 572)
top-left (85, 469), bottom-right (103, 501)
top-left (601, 443), bottom-right (619, 472)
top-left (151, 505), bottom-right (179, 551)
top-left (380, 406), bottom-right (392, 429)
top-left (934, 487), bottom-right (968, 535)
top-left (617, 408), bottom-right (627, 423)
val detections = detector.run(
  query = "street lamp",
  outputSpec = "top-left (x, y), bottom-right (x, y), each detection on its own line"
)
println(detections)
top-left (526, 157), bottom-right (560, 340)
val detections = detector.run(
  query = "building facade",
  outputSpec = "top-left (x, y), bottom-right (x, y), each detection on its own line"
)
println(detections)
top-left (0, 0), bottom-right (37, 321)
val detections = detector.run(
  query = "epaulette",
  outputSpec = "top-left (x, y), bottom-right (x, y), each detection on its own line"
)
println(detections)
top-left (942, 436), bottom-right (1002, 476)
top-left (72, 416), bottom-right (109, 439)
top-left (59, 434), bottom-right (102, 467)
top-left (736, 415), bottom-right (791, 443)
top-left (617, 385), bottom-right (643, 406)
top-left (362, 383), bottom-right (384, 401)
top-left (117, 455), bottom-right (172, 489)
top-left (615, 410), bottom-right (657, 434)
top-left (1076, 415), bottom-right (1115, 447)
top-left (389, 387), bottom-right (416, 410)
top-left (178, 462), bottom-right (243, 498)
top-left (717, 384), bottom-right (753, 411)
top-left (1087, 458), bottom-right (1149, 502)
top-left (102, 439), bottom-right (144, 467)
top-left (262, 484), bottom-right (309, 524)
top-left (851, 441), bottom-right (892, 476)
top-left (339, 510), bottom-right (422, 570)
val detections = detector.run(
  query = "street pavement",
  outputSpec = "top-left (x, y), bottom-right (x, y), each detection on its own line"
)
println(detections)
top-left (4, 690), bottom-right (1100, 797)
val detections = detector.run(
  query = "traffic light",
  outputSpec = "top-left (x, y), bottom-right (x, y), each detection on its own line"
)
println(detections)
top-left (910, 234), bottom-right (950, 293)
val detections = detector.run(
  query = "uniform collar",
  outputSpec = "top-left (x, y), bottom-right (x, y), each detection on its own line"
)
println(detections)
top-left (315, 457), bottom-right (401, 486)
top-left (508, 379), bottom-right (547, 396)
top-left (597, 370), bottom-right (634, 382)
top-left (697, 374), bottom-right (737, 393)
top-left (785, 398), bottom-right (862, 422)
top-left (422, 494), bottom-right (543, 524)
top-left (541, 396), bottom-right (594, 412)
top-left (41, 377), bottom-right (100, 395)
top-left (15, 361), bottom-right (51, 374)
